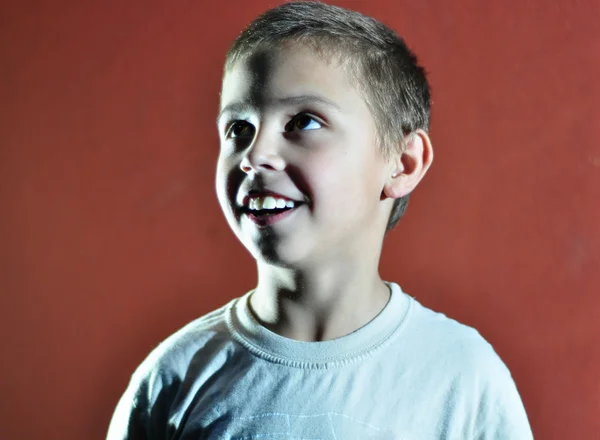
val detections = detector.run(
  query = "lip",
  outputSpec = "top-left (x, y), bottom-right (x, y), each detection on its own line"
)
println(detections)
top-left (244, 204), bottom-right (301, 228)
top-left (241, 190), bottom-right (303, 208)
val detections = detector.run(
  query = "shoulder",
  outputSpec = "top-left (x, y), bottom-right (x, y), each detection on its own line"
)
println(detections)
top-left (132, 296), bottom-right (238, 389)
top-left (403, 297), bottom-right (499, 366)
top-left (107, 296), bottom-right (240, 439)
top-left (402, 297), bottom-right (533, 438)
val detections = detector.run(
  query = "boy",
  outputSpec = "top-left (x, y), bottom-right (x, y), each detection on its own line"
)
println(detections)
top-left (108, 2), bottom-right (533, 439)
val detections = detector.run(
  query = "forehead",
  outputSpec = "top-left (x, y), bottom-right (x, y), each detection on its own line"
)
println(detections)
top-left (219, 44), bottom-right (368, 117)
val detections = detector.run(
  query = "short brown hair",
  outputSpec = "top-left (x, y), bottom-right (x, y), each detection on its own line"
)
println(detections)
top-left (224, 1), bottom-right (431, 230)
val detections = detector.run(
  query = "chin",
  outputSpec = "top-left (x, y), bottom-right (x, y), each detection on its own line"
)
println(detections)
top-left (247, 239), bottom-right (312, 269)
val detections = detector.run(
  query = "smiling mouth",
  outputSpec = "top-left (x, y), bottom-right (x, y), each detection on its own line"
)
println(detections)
top-left (246, 206), bottom-right (295, 216)
top-left (241, 194), bottom-right (307, 215)
top-left (242, 202), bottom-right (305, 218)
top-left (252, 209), bottom-right (287, 217)
top-left (242, 203), bottom-right (305, 227)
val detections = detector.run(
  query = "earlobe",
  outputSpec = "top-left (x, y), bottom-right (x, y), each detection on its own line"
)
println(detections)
top-left (383, 173), bottom-right (410, 199)
top-left (382, 159), bottom-right (409, 199)
top-left (382, 129), bottom-right (433, 200)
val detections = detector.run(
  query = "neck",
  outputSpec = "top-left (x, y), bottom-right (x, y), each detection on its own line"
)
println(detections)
top-left (249, 254), bottom-right (391, 342)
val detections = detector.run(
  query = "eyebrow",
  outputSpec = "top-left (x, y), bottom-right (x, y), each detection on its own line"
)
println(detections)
top-left (216, 94), bottom-right (342, 125)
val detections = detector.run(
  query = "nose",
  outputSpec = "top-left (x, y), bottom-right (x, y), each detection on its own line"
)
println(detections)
top-left (239, 128), bottom-right (286, 174)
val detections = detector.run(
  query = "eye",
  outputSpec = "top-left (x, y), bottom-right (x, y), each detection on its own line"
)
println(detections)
top-left (285, 114), bottom-right (323, 132)
top-left (226, 121), bottom-right (255, 139)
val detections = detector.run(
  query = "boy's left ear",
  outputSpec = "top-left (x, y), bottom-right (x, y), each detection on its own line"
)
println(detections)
top-left (383, 129), bottom-right (434, 199)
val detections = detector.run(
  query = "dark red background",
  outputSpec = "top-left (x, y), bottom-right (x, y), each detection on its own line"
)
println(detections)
top-left (2, 1), bottom-right (599, 438)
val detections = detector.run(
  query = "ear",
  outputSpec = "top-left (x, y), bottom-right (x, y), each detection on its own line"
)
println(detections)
top-left (383, 129), bottom-right (433, 199)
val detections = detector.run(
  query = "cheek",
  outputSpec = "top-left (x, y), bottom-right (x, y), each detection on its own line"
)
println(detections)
top-left (215, 158), bottom-right (239, 210)
top-left (304, 164), bottom-right (362, 219)
top-left (215, 161), bottom-right (228, 203)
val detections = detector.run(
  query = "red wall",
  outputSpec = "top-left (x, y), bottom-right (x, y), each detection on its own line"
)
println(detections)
top-left (1, 1), bottom-right (598, 438)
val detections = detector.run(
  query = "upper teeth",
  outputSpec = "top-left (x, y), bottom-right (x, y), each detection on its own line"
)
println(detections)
top-left (249, 196), bottom-right (295, 210)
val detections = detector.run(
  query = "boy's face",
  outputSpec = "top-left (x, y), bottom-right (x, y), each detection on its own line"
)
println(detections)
top-left (216, 44), bottom-right (393, 267)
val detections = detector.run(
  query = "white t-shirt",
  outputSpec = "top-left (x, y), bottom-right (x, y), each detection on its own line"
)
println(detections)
top-left (107, 282), bottom-right (533, 439)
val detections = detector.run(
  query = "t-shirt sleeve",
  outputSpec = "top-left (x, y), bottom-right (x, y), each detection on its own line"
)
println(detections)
top-left (106, 365), bottom-right (178, 440)
top-left (472, 346), bottom-right (534, 440)
top-left (105, 312), bottom-right (231, 440)
top-left (106, 375), bottom-right (147, 440)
